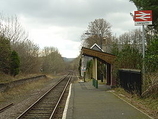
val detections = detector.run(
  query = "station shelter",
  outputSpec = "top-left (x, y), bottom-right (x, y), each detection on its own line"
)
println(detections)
top-left (81, 45), bottom-right (116, 86)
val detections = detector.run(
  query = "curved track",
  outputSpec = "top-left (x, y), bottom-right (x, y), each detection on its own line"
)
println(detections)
top-left (16, 74), bottom-right (72, 119)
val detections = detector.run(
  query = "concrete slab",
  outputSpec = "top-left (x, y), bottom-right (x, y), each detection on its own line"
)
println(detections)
top-left (66, 81), bottom-right (153, 119)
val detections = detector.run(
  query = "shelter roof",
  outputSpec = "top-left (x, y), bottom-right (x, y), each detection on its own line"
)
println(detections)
top-left (81, 47), bottom-right (116, 64)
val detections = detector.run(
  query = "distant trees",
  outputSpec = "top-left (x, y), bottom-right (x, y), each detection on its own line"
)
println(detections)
top-left (68, 56), bottom-right (80, 72)
top-left (41, 47), bottom-right (66, 74)
top-left (0, 13), bottom-right (67, 77)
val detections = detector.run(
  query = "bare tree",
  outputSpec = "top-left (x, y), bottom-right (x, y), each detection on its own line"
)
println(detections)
top-left (118, 29), bottom-right (142, 52)
top-left (14, 39), bottom-right (40, 74)
top-left (0, 14), bottom-right (28, 44)
top-left (83, 18), bottom-right (112, 48)
top-left (41, 47), bottom-right (66, 74)
top-left (88, 18), bottom-right (111, 37)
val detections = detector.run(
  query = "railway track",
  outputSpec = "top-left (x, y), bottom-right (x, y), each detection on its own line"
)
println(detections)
top-left (16, 73), bottom-right (72, 119)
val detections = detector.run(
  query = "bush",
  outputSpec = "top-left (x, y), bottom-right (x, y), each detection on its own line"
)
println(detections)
top-left (10, 50), bottom-right (20, 77)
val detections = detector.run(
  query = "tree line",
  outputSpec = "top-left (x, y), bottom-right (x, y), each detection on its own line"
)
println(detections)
top-left (0, 14), bottom-right (73, 77)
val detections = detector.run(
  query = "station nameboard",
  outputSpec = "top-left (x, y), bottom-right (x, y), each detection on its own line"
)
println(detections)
top-left (134, 10), bottom-right (152, 26)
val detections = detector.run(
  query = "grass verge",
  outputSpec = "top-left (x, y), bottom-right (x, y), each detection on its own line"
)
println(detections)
top-left (0, 75), bottom-right (52, 106)
top-left (114, 88), bottom-right (158, 119)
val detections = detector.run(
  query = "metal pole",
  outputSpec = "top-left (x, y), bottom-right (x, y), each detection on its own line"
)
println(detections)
top-left (142, 25), bottom-right (145, 80)
top-left (99, 34), bottom-right (102, 49)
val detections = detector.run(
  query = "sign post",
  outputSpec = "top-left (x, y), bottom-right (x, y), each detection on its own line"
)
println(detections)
top-left (134, 10), bottom-right (152, 80)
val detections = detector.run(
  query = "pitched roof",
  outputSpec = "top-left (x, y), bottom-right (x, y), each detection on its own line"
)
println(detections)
top-left (90, 43), bottom-right (104, 52)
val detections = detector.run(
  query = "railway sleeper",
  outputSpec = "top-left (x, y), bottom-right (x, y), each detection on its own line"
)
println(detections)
top-left (27, 112), bottom-right (51, 114)
top-left (31, 108), bottom-right (53, 111)
top-left (40, 101), bottom-right (56, 104)
top-left (33, 103), bottom-right (56, 107)
top-left (34, 105), bottom-right (55, 107)
top-left (23, 115), bottom-right (50, 119)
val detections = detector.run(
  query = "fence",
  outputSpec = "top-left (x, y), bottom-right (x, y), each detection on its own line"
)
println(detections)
top-left (118, 69), bottom-right (142, 96)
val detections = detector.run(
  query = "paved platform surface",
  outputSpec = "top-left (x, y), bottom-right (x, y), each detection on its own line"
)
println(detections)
top-left (66, 81), bottom-right (152, 119)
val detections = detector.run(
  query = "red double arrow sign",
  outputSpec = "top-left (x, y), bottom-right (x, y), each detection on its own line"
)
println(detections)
top-left (134, 10), bottom-right (152, 26)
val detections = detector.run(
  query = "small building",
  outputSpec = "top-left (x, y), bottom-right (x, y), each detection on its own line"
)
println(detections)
top-left (81, 43), bottom-right (116, 86)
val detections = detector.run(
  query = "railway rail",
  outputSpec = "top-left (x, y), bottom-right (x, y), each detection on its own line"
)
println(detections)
top-left (0, 103), bottom-right (13, 113)
top-left (16, 73), bottom-right (72, 119)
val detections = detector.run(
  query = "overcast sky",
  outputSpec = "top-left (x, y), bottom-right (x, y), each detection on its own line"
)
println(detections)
top-left (0, 0), bottom-right (138, 58)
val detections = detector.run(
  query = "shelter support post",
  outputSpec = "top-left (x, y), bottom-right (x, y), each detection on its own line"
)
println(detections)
top-left (92, 58), bottom-right (97, 80)
top-left (106, 63), bottom-right (111, 85)
top-left (92, 58), bottom-right (98, 88)
top-left (106, 63), bottom-right (114, 86)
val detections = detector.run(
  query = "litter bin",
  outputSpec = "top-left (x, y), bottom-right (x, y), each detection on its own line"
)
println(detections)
top-left (92, 78), bottom-right (98, 88)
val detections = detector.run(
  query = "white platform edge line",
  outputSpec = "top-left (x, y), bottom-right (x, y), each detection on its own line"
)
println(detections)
top-left (62, 83), bottom-right (72, 119)
top-left (112, 92), bottom-right (154, 119)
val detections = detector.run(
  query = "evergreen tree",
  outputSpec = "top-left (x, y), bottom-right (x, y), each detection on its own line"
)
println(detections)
top-left (10, 50), bottom-right (20, 76)
top-left (0, 35), bottom-right (11, 74)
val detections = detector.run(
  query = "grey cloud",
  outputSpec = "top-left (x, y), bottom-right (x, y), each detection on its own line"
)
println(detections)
top-left (0, 0), bottom-right (136, 27)
top-left (0, 0), bottom-right (136, 37)
top-left (0, 0), bottom-right (137, 58)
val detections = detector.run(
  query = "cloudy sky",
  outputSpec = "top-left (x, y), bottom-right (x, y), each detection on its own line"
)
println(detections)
top-left (0, 0), bottom-right (138, 58)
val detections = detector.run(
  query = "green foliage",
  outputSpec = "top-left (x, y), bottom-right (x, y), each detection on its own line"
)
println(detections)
top-left (86, 59), bottom-right (93, 78)
top-left (10, 50), bottom-right (20, 77)
top-left (111, 42), bottom-right (120, 55)
top-left (145, 38), bottom-right (158, 72)
top-left (0, 35), bottom-right (11, 74)
top-left (114, 44), bottom-right (142, 69)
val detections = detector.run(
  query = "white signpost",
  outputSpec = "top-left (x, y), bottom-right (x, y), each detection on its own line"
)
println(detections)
top-left (134, 10), bottom-right (152, 80)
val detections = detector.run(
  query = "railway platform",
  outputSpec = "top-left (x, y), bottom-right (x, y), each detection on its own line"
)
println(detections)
top-left (65, 80), bottom-right (153, 119)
